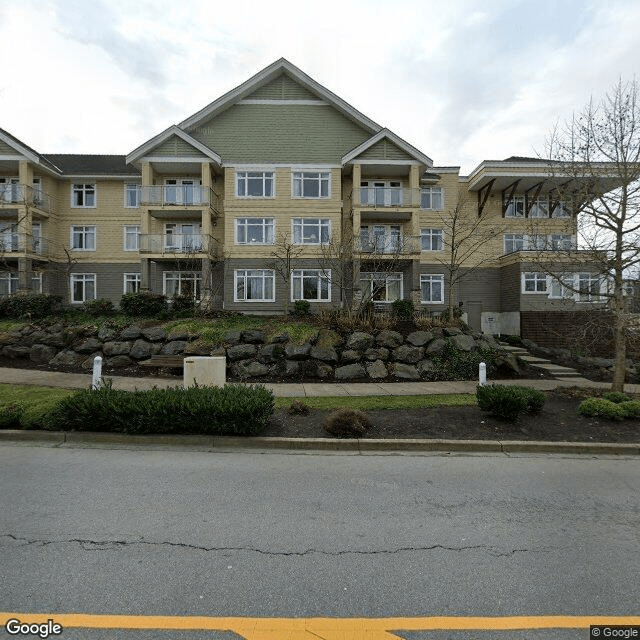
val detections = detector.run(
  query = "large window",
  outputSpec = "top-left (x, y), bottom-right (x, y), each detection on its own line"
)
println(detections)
top-left (124, 184), bottom-right (141, 208)
top-left (236, 171), bottom-right (275, 198)
top-left (420, 187), bottom-right (443, 210)
top-left (70, 274), bottom-right (96, 303)
top-left (292, 218), bottom-right (330, 245)
top-left (360, 272), bottom-right (403, 302)
top-left (71, 225), bottom-right (96, 250)
top-left (550, 234), bottom-right (574, 250)
top-left (71, 184), bottom-right (96, 208)
top-left (123, 273), bottom-right (141, 294)
top-left (578, 273), bottom-right (602, 302)
top-left (549, 275), bottom-right (575, 300)
top-left (522, 272), bottom-right (548, 293)
top-left (124, 225), bottom-right (140, 251)
top-left (291, 269), bottom-right (330, 302)
top-left (360, 180), bottom-right (403, 206)
top-left (360, 224), bottom-right (402, 253)
top-left (292, 172), bottom-right (330, 198)
top-left (504, 196), bottom-right (525, 218)
top-left (0, 272), bottom-right (42, 296)
top-left (420, 274), bottom-right (444, 303)
top-left (163, 272), bottom-right (201, 300)
top-left (504, 234), bottom-right (525, 254)
top-left (421, 228), bottom-right (443, 251)
top-left (235, 269), bottom-right (275, 302)
top-left (235, 218), bottom-right (275, 244)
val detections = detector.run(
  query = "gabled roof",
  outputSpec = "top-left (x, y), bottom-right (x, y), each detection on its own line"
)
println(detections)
top-left (44, 155), bottom-right (140, 176)
top-left (341, 129), bottom-right (432, 167)
top-left (126, 125), bottom-right (222, 165)
top-left (0, 127), bottom-right (62, 174)
top-left (178, 58), bottom-right (382, 135)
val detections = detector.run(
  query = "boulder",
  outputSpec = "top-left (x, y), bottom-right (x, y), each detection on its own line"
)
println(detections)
top-left (105, 355), bottom-right (133, 368)
top-left (49, 350), bottom-right (83, 367)
top-left (425, 338), bottom-right (447, 355)
top-left (366, 360), bottom-right (388, 379)
top-left (285, 343), bottom-right (311, 360)
top-left (340, 349), bottom-right (361, 363)
top-left (345, 331), bottom-right (374, 351)
top-left (226, 344), bottom-right (258, 361)
top-left (392, 345), bottom-right (424, 364)
top-left (450, 334), bottom-right (476, 352)
top-left (81, 352), bottom-right (102, 369)
top-left (241, 329), bottom-right (266, 344)
top-left (42, 332), bottom-right (66, 348)
top-left (130, 339), bottom-right (154, 360)
top-left (167, 328), bottom-right (191, 341)
top-left (269, 332), bottom-right (290, 343)
top-left (97, 326), bottom-right (117, 342)
top-left (259, 343), bottom-right (286, 363)
top-left (184, 341), bottom-right (214, 356)
top-left (417, 359), bottom-right (436, 376)
top-left (230, 360), bottom-right (269, 378)
top-left (224, 330), bottom-right (242, 345)
top-left (120, 325), bottom-right (143, 340)
top-left (282, 360), bottom-right (301, 377)
top-left (389, 363), bottom-right (420, 380)
top-left (335, 363), bottom-right (366, 380)
top-left (102, 341), bottom-right (131, 356)
top-left (3, 345), bottom-right (34, 358)
top-left (23, 330), bottom-right (48, 345)
top-left (315, 328), bottom-right (342, 347)
top-left (314, 362), bottom-right (334, 379)
top-left (406, 331), bottom-right (433, 347)
top-left (160, 340), bottom-right (188, 355)
top-left (74, 338), bottom-right (103, 354)
top-left (375, 330), bottom-right (403, 348)
top-left (30, 344), bottom-right (57, 364)
top-left (210, 345), bottom-right (226, 357)
top-left (310, 345), bottom-right (339, 363)
top-left (141, 326), bottom-right (167, 342)
top-left (494, 352), bottom-right (520, 374)
top-left (364, 347), bottom-right (389, 362)
top-left (443, 327), bottom-right (462, 336)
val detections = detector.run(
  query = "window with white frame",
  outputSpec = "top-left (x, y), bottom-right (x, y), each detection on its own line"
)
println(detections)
top-left (552, 200), bottom-right (571, 218)
top-left (292, 171), bottom-right (330, 198)
top-left (0, 272), bottom-right (42, 296)
top-left (70, 274), bottom-right (96, 303)
top-left (528, 234), bottom-right (548, 250)
top-left (420, 187), bottom-right (443, 210)
top-left (549, 275), bottom-right (575, 299)
top-left (420, 274), bottom-right (444, 303)
top-left (360, 272), bottom-right (403, 302)
top-left (421, 228), bottom-right (443, 251)
top-left (235, 269), bottom-right (275, 302)
top-left (550, 234), bottom-right (574, 250)
top-left (529, 197), bottom-right (550, 218)
top-left (360, 180), bottom-right (403, 206)
top-left (31, 272), bottom-right (42, 293)
top-left (123, 225), bottom-right (140, 251)
top-left (504, 196), bottom-right (525, 218)
top-left (578, 273), bottom-right (602, 302)
top-left (504, 234), bottom-right (525, 253)
top-left (124, 183), bottom-right (141, 208)
top-left (236, 171), bottom-right (275, 198)
top-left (163, 272), bottom-right (201, 300)
top-left (123, 273), bottom-right (141, 294)
top-left (292, 218), bottom-right (330, 244)
top-left (235, 218), bottom-right (275, 244)
top-left (291, 269), bottom-right (331, 302)
top-left (0, 223), bottom-right (18, 252)
top-left (71, 183), bottom-right (96, 208)
top-left (522, 272), bottom-right (548, 293)
top-left (71, 225), bottom-right (96, 250)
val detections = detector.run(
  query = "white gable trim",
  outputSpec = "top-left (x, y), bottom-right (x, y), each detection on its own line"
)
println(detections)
top-left (126, 125), bottom-right (222, 165)
top-left (0, 130), bottom-right (39, 164)
top-left (341, 129), bottom-right (433, 167)
top-left (237, 99), bottom-right (329, 106)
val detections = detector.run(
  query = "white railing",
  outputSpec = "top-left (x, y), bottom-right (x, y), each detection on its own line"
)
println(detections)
top-left (139, 233), bottom-right (217, 256)
top-left (353, 187), bottom-right (420, 208)
top-left (356, 236), bottom-right (419, 255)
top-left (141, 186), bottom-right (220, 211)
top-left (0, 233), bottom-right (52, 257)
top-left (0, 184), bottom-right (55, 213)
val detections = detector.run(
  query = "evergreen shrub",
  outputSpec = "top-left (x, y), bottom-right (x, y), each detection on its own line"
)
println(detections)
top-left (476, 384), bottom-right (546, 422)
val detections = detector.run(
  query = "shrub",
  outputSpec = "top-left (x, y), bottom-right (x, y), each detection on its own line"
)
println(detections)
top-left (0, 403), bottom-right (23, 429)
top-left (476, 384), bottom-right (546, 422)
top-left (602, 391), bottom-right (630, 404)
top-left (44, 383), bottom-right (275, 435)
top-left (578, 397), bottom-right (625, 421)
top-left (502, 335), bottom-right (523, 346)
top-left (292, 300), bottom-right (311, 316)
top-left (324, 408), bottom-right (371, 438)
top-left (619, 400), bottom-right (640, 418)
top-left (0, 294), bottom-right (62, 319)
top-left (84, 298), bottom-right (115, 317)
top-left (287, 399), bottom-right (311, 415)
top-left (425, 341), bottom-right (497, 381)
top-left (120, 292), bottom-right (167, 316)
top-left (391, 299), bottom-right (414, 319)
top-left (171, 295), bottom-right (196, 315)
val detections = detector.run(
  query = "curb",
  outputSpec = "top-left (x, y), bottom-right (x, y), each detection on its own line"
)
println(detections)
top-left (0, 430), bottom-right (638, 455)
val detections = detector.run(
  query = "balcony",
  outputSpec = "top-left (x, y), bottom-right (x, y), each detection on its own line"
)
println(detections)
top-left (355, 235), bottom-right (419, 256)
top-left (352, 187), bottom-right (421, 209)
top-left (139, 233), bottom-right (218, 257)
top-left (0, 233), bottom-right (55, 259)
top-left (140, 186), bottom-right (221, 213)
top-left (0, 184), bottom-right (55, 214)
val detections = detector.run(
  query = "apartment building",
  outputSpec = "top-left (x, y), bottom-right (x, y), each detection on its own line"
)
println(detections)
top-left (0, 59), bottom-right (605, 334)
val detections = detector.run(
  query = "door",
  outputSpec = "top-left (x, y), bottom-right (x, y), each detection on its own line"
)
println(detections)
top-left (467, 301), bottom-right (483, 332)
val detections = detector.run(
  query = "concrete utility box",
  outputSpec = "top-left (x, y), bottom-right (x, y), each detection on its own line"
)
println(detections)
top-left (183, 357), bottom-right (226, 388)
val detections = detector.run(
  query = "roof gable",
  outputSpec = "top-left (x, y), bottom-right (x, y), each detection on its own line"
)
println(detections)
top-left (127, 125), bottom-right (221, 165)
top-left (342, 129), bottom-right (432, 167)
top-left (244, 73), bottom-right (320, 102)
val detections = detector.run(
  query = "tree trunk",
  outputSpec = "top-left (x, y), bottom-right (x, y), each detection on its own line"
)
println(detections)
top-left (611, 306), bottom-right (627, 392)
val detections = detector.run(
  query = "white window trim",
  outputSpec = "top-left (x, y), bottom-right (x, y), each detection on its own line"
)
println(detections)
top-left (234, 218), bottom-right (276, 245)
top-left (420, 186), bottom-right (444, 211)
top-left (124, 183), bottom-right (141, 208)
top-left (360, 272), bottom-right (404, 303)
top-left (521, 272), bottom-right (549, 294)
top-left (162, 271), bottom-right (202, 300)
top-left (70, 273), bottom-right (96, 304)
top-left (70, 225), bottom-right (96, 252)
top-left (70, 183), bottom-right (97, 209)
top-left (290, 269), bottom-right (332, 302)
top-left (420, 273), bottom-right (445, 304)
top-left (234, 269), bottom-right (276, 303)
top-left (123, 273), bottom-right (141, 294)
top-left (235, 170), bottom-right (276, 199)
top-left (291, 218), bottom-right (331, 245)
top-left (420, 228), bottom-right (444, 251)
top-left (291, 170), bottom-right (331, 199)
top-left (123, 225), bottom-right (140, 251)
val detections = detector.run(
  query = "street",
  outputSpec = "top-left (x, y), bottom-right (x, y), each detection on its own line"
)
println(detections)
top-left (0, 443), bottom-right (638, 639)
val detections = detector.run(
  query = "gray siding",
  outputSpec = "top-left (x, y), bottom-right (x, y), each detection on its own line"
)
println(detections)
top-left (152, 135), bottom-right (204, 157)
top-left (247, 74), bottom-right (319, 101)
top-left (500, 263), bottom-right (521, 312)
top-left (0, 139), bottom-right (17, 155)
top-left (63, 263), bottom-right (141, 306)
top-left (458, 268), bottom-right (501, 310)
top-left (358, 139), bottom-right (413, 161)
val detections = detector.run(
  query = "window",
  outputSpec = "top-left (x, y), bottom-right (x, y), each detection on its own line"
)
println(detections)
top-left (550, 234), bottom-right (574, 250)
top-left (291, 269), bottom-right (331, 302)
top-left (549, 275), bottom-right (575, 299)
top-left (0, 272), bottom-right (42, 296)
top-left (163, 272), bottom-right (201, 300)
top-left (164, 223), bottom-right (203, 252)
top-left (124, 184), bottom-right (140, 208)
top-left (292, 218), bottom-right (330, 244)
top-left (552, 201), bottom-right (571, 218)
top-left (505, 196), bottom-right (525, 218)
top-left (235, 269), bottom-right (275, 302)
top-left (420, 187), bottom-right (443, 210)
top-left (360, 225), bottom-right (402, 253)
top-left (235, 218), bottom-right (275, 244)
top-left (578, 273), bottom-right (601, 302)
top-left (163, 179), bottom-right (201, 205)
top-left (71, 225), bottom-right (96, 250)
top-left (522, 272), bottom-right (548, 293)
top-left (529, 197), bottom-right (549, 218)
top-left (70, 274), bottom-right (96, 303)
top-left (421, 228), bottom-right (443, 251)
top-left (236, 171), bottom-right (275, 198)
top-left (292, 172), bottom-right (330, 198)
top-left (504, 234), bottom-right (525, 253)
top-left (0, 224), bottom-right (18, 252)
top-left (123, 273), bottom-right (141, 294)
top-left (124, 225), bottom-right (140, 251)
top-left (360, 272), bottom-right (403, 303)
top-left (361, 180), bottom-right (403, 206)
top-left (420, 274), bottom-right (444, 303)
top-left (71, 184), bottom-right (96, 208)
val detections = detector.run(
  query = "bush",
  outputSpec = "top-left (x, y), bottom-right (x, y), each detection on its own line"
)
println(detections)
top-left (0, 403), bottom-right (23, 429)
top-left (391, 299), bottom-right (414, 319)
top-left (502, 335), bottom-right (523, 346)
top-left (425, 341), bottom-right (496, 381)
top-left (171, 295), bottom-right (196, 315)
top-left (324, 408), bottom-right (371, 438)
top-left (44, 383), bottom-right (275, 435)
top-left (0, 294), bottom-right (62, 319)
top-left (84, 298), bottom-right (115, 317)
top-left (619, 400), bottom-right (640, 418)
top-left (476, 384), bottom-right (547, 422)
top-left (578, 397), bottom-right (625, 421)
top-left (120, 292), bottom-right (167, 316)
top-left (292, 300), bottom-right (311, 316)
top-left (287, 399), bottom-right (311, 415)
top-left (602, 391), bottom-right (630, 404)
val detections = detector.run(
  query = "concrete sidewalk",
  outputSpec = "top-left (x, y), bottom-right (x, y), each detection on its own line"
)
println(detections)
top-left (0, 365), bottom-right (637, 396)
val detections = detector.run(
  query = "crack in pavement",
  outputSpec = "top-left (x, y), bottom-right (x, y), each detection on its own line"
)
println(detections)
top-left (1, 534), bottom-right (552, 557)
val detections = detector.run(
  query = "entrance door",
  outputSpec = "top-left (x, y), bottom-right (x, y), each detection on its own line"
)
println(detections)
top-left (467, 301), bottom-right (482, 332)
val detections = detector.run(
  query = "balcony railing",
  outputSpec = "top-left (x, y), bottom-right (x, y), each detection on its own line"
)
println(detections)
top-left (0, 184), bottom-right (55, 214)
top-left (352, 187), bottom-right (421, 208)
top-left (355, 236), bottom-right (419, 255)
top-left (0, 233), bottom-right (54, 258)
top-left (139, 233), bottom-right (217, 257)
top-left (140, 186), bottom-right (220, 212)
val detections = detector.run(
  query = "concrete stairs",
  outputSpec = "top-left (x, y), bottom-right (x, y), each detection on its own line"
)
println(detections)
top-left (498, 343), bottom-right (591, 383)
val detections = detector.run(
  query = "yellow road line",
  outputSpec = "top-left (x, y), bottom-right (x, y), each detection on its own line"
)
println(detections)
top-left (2, 613), bottom-right (640, 639)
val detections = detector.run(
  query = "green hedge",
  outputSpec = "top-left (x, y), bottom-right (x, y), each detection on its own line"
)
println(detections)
top-left (120, 292), bottom-right (167, 316)
top-left (476, 384), bottom-right (546, 422)
top-left (0, 294), bottom-right (62, 319)
top-left (44, 383), bottom-right (274, 435)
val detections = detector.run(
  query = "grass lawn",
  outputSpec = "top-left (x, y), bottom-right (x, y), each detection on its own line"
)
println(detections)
top-left (274, 394), bottom-right (476, 411)
top-left (0, 384), bottom-right (75, 428)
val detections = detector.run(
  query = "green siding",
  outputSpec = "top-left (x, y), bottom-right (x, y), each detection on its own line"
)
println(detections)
top-left (358, 139), bottom-right (413, 161)
top-left (191, 104), bottom-right (371, 164)
top-left (247, 74), bottom-right (319, 101)
top-left (152, 135), bottom-right (204, 157)
top-left (0, 139), bottom-right (19, 155)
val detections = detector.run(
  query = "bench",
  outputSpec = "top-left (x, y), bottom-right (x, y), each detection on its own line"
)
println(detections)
top-left (139, 355), bottom-right (186, 369)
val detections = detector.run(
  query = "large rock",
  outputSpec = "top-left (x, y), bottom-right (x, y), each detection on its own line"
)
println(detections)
top-left (310, 345), bottom-right (339, 363)
top-left (141, 326), bottom-right (167, 342)
top-left (160, 340), bottom-right (188, 355)
top-left (316, 328), bottom-right (342, 347)
top-left (129, 339), bottom-right (154, 360)
top-left (105, 355), bottom-right (133, 368)
top-left (81, 352), bottom-right (102, 369)
top-left (3, 345), bottom-right (31, 358)
top-left (23, 330), bottom-right (49, 345)
top-left (425, 338), bottom-right (447, 355)
top-left (443, 327), bottom-right (462, 336)
top-left (259, 343), bottom-right (286, 363)
top-left (375, 330), bottom-right (403, 348)
top-left (406, 331), bottom-right (433, 346)
top-left (120, 325), bottom-right (143, 340)
top-left (97, 326), bottom-right (117, 342)
top-left (392, 345), bottom-right (424, 364)
top-left (30, 344), bottom-right (57, 364)
top-left (102, 341), bottom-right (131, 356)
top-left (450, 334), bottom-right (476, 352)
top-left (364, 347), bottom-right (389, 362)
top-left (285, 343), bottom-right (311, 360)
top-left (340, 349), bottom-right (361, 363)
top-left (389, 363), bottom-right (420, 380)
top-left (282, 360), bottom-right (301, 377)
top-left (494, 352), bottom-right (520, 374)
top-left (242, 330), bottom-right (266, 344)
top-left (42, 332), bottom-right (66, 348)
top-left (345, 331), bottom-right (374, 351)
top-left (224, 330), bottom-right (242, 345)
top-left (226, 344), bottom-right (257, 361)
top-left (167, 328), bottom-right (191, 341)
top-left (269, 332), bottom-right (290, 343)
top-left (184, 341), bottom-right (213, 356)
top-left (335, 363), bottom-right (366, 380)
top-left (49, 350), bottom-right (83, 367)
top-left (230, 360), bottom-right (269, 378)
top-left (74, 338), bottom-right (103, 354)
top-left (417, 359), bottom-right (437, 377)
top-left (314, 362), bottom-right (334, 379)
top-left (366, 360), bottom-right (388, 379)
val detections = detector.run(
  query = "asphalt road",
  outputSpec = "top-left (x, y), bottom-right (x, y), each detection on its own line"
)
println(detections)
top-left (0, 444), bottom-right (638, 639)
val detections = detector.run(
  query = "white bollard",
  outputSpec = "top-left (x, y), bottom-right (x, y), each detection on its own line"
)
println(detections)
top-left (479, 361), bottom-right (487, 386)
top-left (92, 355), bottom-right (103, 390)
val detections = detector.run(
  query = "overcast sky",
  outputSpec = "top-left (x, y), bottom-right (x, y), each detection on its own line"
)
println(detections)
top-left (1, 0), bottom-right (639, 174)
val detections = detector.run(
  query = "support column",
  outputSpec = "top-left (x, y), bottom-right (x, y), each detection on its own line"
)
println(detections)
top-left (410, 259), bottom-right (421, 306)
top-left (140, 258), bottom-right (151, 292)
top-left (18, 257), bottom-right (31, 294)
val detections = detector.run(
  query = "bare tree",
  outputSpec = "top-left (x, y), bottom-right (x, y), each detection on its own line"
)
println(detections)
top-left (267, 233), bottom-right (305, 316)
